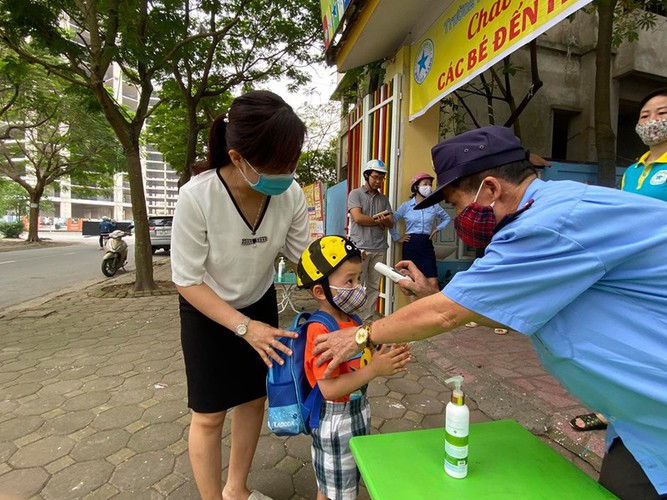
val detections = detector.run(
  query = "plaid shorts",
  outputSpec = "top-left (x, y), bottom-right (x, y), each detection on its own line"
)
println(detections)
top-left (310, 395), bottom-right (371, 500)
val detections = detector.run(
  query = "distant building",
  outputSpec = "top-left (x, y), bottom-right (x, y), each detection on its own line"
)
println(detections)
top-left (48, 65), bottom-right (179, 221)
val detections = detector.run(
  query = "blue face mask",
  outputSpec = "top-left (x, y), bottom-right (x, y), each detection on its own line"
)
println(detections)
top-left (239, 159), bottom-right (294, 196)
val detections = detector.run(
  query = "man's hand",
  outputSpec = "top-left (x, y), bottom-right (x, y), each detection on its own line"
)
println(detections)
top-left (312, 325), bottom-right (361, 377)
top-left (373, 212), bottom-right (394, 228)
top-left (394, 260), bottom-right (440, 297)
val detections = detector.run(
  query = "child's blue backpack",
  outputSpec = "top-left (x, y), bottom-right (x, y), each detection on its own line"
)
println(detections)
top-left (267, 310), bottom-right (361, 436)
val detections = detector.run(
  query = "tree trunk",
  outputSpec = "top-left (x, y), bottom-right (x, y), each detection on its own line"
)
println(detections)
top-left (179, 107), bottom-right (200, 187)
top-left (594, 0), bottom-right (618, 188)
top-left (126, 146), bottom-right (156, 291)
top-left (26, 188), bottom-right (43, 243)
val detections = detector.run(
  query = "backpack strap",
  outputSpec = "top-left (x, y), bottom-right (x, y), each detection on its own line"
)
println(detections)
top-left (303, 382), bottom-right (324, 431)
top-left (291, 311), bottom-right (312, 330)
top-left (301, 311), bottom-right (362, 432)
top-left (306, 310), bottom-right (340, 333)
top-left (349, 313), bottom-right (362, 326)
top-left (300, 310), bottom-right (341, 432)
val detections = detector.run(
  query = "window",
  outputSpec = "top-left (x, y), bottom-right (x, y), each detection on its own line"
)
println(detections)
top-left (551, 109), bottom-right (579, 160)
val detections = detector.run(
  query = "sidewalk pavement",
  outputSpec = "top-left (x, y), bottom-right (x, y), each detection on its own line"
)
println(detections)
top-left (0, 259), bottom-right (605, 499)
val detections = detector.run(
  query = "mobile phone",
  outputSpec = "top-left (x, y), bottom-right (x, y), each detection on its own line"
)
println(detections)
top-left (372, 209), bottom-right (391, 219)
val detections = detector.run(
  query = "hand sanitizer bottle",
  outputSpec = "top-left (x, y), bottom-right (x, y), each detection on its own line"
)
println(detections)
top-left (444, 375), bottom-right (469, 478)
top-left (277, 257), bottom-right (285, 280)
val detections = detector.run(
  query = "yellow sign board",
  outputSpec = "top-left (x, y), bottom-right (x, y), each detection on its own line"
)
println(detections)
top-left (321, 0), bottom-right (352, 48)
top-left (409, 0), bottom-right (593, 120)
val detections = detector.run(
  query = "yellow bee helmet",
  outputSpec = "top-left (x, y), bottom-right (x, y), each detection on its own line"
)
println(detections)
top-left (297, 236), bottom-right (361, 288)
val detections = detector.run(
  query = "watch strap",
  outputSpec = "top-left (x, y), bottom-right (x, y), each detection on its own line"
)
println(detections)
top-left (236, 315), bottom-right (250, 335)
top-left (365, 321), bottom-right (375, 349)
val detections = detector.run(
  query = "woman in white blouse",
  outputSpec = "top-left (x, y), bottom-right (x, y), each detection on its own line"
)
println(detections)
top-left (171, 90), bottom-right (310, 500)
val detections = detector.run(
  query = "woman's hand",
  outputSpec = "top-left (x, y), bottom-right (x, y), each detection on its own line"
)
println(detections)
top-left (312, 325), bottom-right (361, 377)
top-left (244, 320), bottom-right (298, 368)
top-left (399, 234), bottom-right (411, 243)
top-left (394, 260), bottom-right (441, 297)
top-left (429, 229), bottom-right (438, 240)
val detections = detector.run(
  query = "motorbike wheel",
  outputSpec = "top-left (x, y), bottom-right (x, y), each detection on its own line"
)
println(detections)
top-left (102, 256), bottom-right (119, 277)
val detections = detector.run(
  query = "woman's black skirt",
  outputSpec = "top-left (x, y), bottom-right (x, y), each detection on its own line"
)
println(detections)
top-left (179, 285), bottom-right (278, 413)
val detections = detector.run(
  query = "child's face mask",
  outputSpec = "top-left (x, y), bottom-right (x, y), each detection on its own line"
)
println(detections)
top-left (329, 284), bottom-right (367, 314)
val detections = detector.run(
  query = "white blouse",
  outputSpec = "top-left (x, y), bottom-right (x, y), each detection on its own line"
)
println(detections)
top-left (171, 168), bottom-right (310, 309)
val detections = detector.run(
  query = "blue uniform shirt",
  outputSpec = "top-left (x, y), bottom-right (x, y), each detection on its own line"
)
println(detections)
top-left (621, 150), bottom-right (667, 201)
top-left (389, 197), bottom-right (451, 241)
top-left (444, 178), bottom-right (667, 493)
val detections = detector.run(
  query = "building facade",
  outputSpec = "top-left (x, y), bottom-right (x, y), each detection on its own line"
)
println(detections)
top-left (323, 0), bottom-right (667, 312)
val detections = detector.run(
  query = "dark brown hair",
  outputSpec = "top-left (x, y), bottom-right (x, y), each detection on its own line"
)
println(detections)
top-left (639, 88), bottom-right (667, 115)
top-left (194, 90), bottom-right (307, 175)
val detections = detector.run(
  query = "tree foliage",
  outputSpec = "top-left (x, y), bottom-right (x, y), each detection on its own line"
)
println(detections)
top-left (150, 0), bottom-right (323, 185)
top-left (146, 79), bottom-right (231, 178)
top-left (0, 0), bottom-right (182, 287)
top-left (0, 177), bottom-right (28, 216)
top-left (295, 100), bottom-right (339, 186)
top-left (0, 50), bottom-right (123, 241)
top-left (0, 0), bottom-right (326, 288)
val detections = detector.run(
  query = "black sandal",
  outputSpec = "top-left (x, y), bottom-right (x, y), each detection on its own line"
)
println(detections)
top-left (569, 413), bottom-right (608, 431)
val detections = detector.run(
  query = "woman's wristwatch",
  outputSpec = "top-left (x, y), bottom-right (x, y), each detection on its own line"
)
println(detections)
top-left (354, 322), bottom-right (375, 349)
top-left (235, 316), bottom-right (251, 336)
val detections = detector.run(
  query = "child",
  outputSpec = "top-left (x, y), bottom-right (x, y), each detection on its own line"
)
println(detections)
top-left (296, 236), bottom-right (411, 500)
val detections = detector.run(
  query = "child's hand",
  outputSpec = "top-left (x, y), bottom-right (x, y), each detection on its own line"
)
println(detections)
top-left (369, 343), bottom-right (412, 377)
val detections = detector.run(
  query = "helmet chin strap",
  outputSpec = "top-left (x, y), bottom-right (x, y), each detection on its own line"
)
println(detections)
top-left (321, 279), bottom-right (346, 314)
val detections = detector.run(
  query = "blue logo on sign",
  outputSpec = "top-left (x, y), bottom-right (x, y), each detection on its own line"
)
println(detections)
top-left (414, 39), bottom-right (434, 85)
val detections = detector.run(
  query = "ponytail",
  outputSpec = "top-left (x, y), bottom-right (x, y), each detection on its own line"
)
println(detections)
top-left (193, 114), bottom-right (231, 175)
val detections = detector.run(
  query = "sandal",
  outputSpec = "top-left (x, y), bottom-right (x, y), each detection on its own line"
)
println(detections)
top-left (569, 413), bottom-right (608, 431)
top-left (248, 491), bottom-right (273, 500)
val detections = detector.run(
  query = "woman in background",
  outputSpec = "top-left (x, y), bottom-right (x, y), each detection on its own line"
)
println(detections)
top-left (621, 87), bottom-right (667, 201)
top-left (390, 173), bottom-right (451, 291)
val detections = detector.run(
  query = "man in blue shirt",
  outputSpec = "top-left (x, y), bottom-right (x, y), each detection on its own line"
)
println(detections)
top-left (314, 126), bottom-right (667, 498)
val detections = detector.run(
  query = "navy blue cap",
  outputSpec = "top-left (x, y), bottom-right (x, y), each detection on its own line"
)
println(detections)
top-left (415, 126), bottom-right (528, 209)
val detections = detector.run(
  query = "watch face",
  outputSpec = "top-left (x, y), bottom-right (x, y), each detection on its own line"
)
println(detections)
top-left (236, 324), bottom-right (248, 336)
top-left (355, 327), bottom-right (368, 345)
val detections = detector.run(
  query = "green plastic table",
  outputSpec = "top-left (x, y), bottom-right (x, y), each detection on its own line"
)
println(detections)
top-left (350, 420), bottom-right (616, 499)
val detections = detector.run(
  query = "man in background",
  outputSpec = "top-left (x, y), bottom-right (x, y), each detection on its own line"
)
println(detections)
top-left (347, 159), bottom-right (394, 321)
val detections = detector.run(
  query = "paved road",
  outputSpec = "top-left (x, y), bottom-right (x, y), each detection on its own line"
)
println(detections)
top-left (0, 232), bottom-right (136, 311)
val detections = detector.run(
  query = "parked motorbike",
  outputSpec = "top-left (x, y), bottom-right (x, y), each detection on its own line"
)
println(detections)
top-left (101, 229), bottom-right (129, 277)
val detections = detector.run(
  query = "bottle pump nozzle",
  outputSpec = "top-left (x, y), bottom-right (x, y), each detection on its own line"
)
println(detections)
top-left (445, 375), bottom-right (465, 405)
